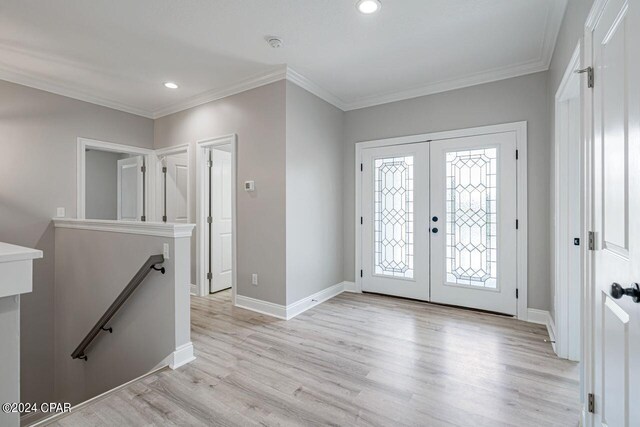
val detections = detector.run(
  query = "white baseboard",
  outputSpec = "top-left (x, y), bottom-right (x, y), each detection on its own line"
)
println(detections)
top-left (164, 342), bottom-right (196, 370)
top-left (527, 308), bottom-right (557, 353)
top-left (285, 282), bottom-right (345, 319)
top-left (235, 294), bottom-right (288, 319)
top-left (235, 281), bottom-right (348, 320)
top-left (342, 281), bottom-right (359, 293)
top-left (190, 283), bottom-right (197, 295)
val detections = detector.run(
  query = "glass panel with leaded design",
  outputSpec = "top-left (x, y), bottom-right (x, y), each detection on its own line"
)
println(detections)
top-left (445, 148), bottom-right (498, 289)
top-left (374, 156), bottom-right (414, 279)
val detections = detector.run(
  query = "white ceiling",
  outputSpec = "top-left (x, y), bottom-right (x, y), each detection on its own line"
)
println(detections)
top-left (0, 0), bottom-right (567, 118)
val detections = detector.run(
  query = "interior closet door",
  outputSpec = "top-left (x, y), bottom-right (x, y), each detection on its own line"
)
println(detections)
top-left (165, 153), bottom-right (189, 223)
top-left (429, 132), bottom-right (518, 315)
top-left (117, 156), bottom-right (143, 221)
top-left (209, 147), bottom-right (233, 293)
top-left (360, 142), bottom-right (430, 300)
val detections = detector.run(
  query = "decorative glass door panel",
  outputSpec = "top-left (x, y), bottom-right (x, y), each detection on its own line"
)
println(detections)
top-left (374, 156), bottom-right (414, 279)
top-left (445, 148), bottom-right (497, 289)
top-left (361, 143), bottom-right (429, 301)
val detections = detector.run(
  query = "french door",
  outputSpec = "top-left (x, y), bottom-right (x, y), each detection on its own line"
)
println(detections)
top-left (360, 131), bottom-right (518, 315)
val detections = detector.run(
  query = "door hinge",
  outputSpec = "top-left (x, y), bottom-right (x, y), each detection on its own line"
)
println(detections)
top-left (162, 215), bottom-right (167, 222)
top-left (588, 393), bottom-right (595, 413)
top-left (162, 166), bottom-right (167, 173)
top-left (360, 269), bottom-right (363, 278)
top-left (516, 219), bottom-right (519, 229)
top-left (575, 67), bottom-right (594, 89)
top-left (588, 231), bottom-right (595, 251)
top-left (516, 149), bottom-right (519, 160)
top-left (140, 165), bottom-right (146, 173)
top-left (516, 289), bottom-right (519, 299)
top-left (360, 163), bottom-right (363, 172)
top-left (207, 272), bottom-right (213, 281)
top-left (140, 215), bottom-right (146, 222)
top-left (207, 216), bottom-right (212, 224)
top-left (360, 216), bottom-right (363, 225)
top-left (207, 160), bottom-right (213, 168)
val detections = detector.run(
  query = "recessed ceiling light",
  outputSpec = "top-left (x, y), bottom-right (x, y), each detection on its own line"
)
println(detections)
top-left (164, 82), bottom-right (178, 89)
top-left (356, 0), bottom-right (381, 14)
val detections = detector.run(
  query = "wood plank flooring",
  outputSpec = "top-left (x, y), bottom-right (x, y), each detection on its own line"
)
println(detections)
top-left (47, 291), bottom-right (580, 426)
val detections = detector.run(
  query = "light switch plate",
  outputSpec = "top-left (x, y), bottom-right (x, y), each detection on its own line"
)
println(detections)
top-left (163, 243), bottom-right (170, 260)
top-left (251, 274), bottom-right (258, 286)
top-left (56, 207), bottom-right (65, 218)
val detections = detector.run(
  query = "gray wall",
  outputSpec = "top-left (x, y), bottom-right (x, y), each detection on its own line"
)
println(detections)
top-left (547, 0), bottom-right (595, 321)
top-left (285, 81), bottom-right (344, 304)
top-left (343, 71), bottom-right (551, 310)
top-left (85, 150), bottom-right (119, 220)
top-left (154, 81), bottom-right (287, 305)
top-left (0, 80), bottom-right (154, 406)
top-left (54, 228), bottom-right (190, 405)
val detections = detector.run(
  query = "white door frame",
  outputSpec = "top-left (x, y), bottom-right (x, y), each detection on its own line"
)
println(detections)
top-left (553, 42), bottom-right (583, 361)
top-left (195, 134), bottom-right (237, 301)
top-left (581, 1), bottom-right (613, 425)
top-left (354, 121), bottom-right (528, 320)
top-left (155, 144), bottom-right (191, 222)
top-left (77, 137), bottom-right (156, 221)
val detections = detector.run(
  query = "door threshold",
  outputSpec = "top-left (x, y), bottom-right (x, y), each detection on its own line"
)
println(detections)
top-left (361, 291), bottom-right (514, 317)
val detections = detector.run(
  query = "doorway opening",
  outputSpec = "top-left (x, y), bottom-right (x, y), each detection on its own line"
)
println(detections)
top-left (196, 135), bottom-right (237, 301)
top-left (553, 43), bottom-right (582, 362)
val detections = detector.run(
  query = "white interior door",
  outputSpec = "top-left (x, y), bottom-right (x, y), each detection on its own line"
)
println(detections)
top-left (591, 0), bottom-right (640, 425)
top-left (209, 148), bottom-right (233, 293)
top-left (361, 142), bottom-right (430, 300)
top-left (430, 133), bottom-right (518, 315)
top-left (164, 153), bottom-right (189, 223)
top-left (117, 156), bottom-right (143, 221)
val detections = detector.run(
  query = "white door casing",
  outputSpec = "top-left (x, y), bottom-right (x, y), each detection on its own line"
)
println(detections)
top-left (210, 147), bottom-right (233, 293)
top-left (430, 132), bottom-right (518, 315)
top-left (589, 0), bottom-right (640, 425)
top-left (165, 153), bottom-right (189, 223)
top-left (361, 142), bottom-right (430, 300)
top-left (117, 156), bottom-right (143, 221)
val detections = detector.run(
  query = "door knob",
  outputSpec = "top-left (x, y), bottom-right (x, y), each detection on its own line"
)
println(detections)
top-left (611, 283), bottom-right (640, 303)
top-left (432, 216), bottom-right (438, 222)
top-left (432, 227), bottom-right (439, 234)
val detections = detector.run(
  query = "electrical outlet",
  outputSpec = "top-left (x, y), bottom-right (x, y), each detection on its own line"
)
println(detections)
top-left (163, 243), bottom-right (170, 260)
top-left (56, 207), bottom-right (65, 218)
top-left (251, 274), bottom-right (258, 286)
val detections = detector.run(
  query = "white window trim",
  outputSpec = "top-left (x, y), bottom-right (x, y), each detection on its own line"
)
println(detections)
top-left (76, 137), bottom-right (156, 221)
top-left (195, 134), bottom-right (238, 301)
top-left (354, 121), bottom-right (528, 320)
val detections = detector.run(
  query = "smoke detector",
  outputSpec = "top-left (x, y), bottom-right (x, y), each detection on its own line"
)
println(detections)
top-left (266, 37), bottom-right (283, 48)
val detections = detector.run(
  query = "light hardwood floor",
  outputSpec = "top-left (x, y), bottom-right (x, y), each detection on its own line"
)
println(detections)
top-left (47, 291), bottom-right (580, 426)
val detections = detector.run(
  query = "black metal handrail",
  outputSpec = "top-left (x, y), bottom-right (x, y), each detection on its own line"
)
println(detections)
top-left (71, 254), bottom-right (166, 361)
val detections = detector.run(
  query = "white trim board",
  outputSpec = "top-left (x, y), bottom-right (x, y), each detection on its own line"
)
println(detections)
top-left (161, 342), bottom-right (196, 370)
top-left (527, 308), bottom-right (557, 353)
top-left (354, 121), bottom-right (528, 320)
top-left (235, 282), bottom-right (348, 320)
top-left (53, 218), bottom-right (195, 238)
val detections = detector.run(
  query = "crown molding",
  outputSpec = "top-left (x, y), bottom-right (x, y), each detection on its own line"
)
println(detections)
top-left (340, 58), bottom-right (549, 111)
top-left (0, 0), bottom-right (567, 118)
top-left (151, 65), bottom-right (288, 118)
top-left (284, 68), bottom-right (347, 110)
top-left (0, 64), bottom-right (155, 118)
